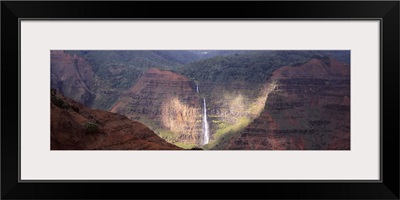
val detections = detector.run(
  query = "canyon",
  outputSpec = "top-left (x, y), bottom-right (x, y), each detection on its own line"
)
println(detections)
top-left (51, 50), bottom-right (351, 150)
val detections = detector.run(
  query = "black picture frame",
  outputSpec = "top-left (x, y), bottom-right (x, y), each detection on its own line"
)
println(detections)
top-left (2, 1), bottom-right (399, 199)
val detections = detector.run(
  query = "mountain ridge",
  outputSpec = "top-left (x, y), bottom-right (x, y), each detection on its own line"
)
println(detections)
top-left (51, 89), bottom-right (183, 150)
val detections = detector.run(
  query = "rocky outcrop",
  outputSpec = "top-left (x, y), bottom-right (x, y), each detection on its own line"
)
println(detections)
top-left (51, 89), bottom-right (182, 150)
top-left (225, 58), bottom-right (350, 150)
top-left (51, 51), bottom-right (96, 106)
top-left (110, 68), bottom-right (202, 146)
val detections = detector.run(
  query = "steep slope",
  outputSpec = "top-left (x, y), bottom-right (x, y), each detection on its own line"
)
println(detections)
top-left (51, 89), bottom-right (182, 150)
top-left (51, 50), bottom-right (221, 110)
top-left (51, 50), bottom-right (351, 150)
top-left (177, 51), bottom-right (348, 149)
top-left (110, 68), bottom-right (202, 148)
top-left (223, 58), bottom-right (350, 150)
top-left (51, 51), bottom-right (96, 106)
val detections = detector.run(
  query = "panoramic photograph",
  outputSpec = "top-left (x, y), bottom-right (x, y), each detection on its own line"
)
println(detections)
top-left (51, 50), bottom-right (350, 150)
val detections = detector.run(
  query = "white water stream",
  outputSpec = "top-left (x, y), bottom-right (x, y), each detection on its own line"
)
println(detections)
top-left (202, 97), bottom-right (209, 145)
top-left (197, 83), bottom-right (209, 145)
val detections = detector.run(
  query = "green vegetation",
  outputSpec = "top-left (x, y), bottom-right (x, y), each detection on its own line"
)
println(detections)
top-left (174, 142), bottom-right (198, 149)
top-left (157, 129), bottom-right (177, 142)
top-left (54, 50), bottom-right (350, 149)
top-left (82, 122), bottom-right (99, 133)
top-left (51, 95), bottom-right (67, 109)
top-left (62, 50), bottom-right (201, 110)
top-left (50, 91), bottom-right (71, 111)
top-left (156, 129), bottom-right (198, 149)
top-left (204, 117), bottom-right (252, 150)
top-left (59, 50), bottom-right (349, 111)
top-left (177, 50), bottom-right (350, 84)
top-left (51, 91), bottom-right (80, 113)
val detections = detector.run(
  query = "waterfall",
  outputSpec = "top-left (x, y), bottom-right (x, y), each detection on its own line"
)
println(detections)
top-left (197, 83), bottom-right (209, 145)
top-left (202, 98), bottom-right (209, 145)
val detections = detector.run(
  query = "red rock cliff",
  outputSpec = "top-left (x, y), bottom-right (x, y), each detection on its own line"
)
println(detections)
top-left (51, 89), bottom-right (182, 150)
top-left (110, 68), bottom-right (202, 146)
top-left (225, 58), bottom-right (350, 150)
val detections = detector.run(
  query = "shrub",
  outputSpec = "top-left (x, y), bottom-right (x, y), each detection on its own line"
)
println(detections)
top-left (83, 122), bottom-right (99, 134)
top-left (51, 96), bottom-right (68, 109)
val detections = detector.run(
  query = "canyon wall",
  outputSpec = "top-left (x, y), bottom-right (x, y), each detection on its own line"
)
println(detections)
top-left (110, 68), bottom-right (203, 147)
top-left (51, 51), bottom-right (96, 106)
top-left (51, 89), bottom-right (182, 150)
top-left (224, 58), bottom-right (350, 150)
top-left (199, 81), bottom-right (276, 149)
top-left (50, 51), bottom-right (351, 150)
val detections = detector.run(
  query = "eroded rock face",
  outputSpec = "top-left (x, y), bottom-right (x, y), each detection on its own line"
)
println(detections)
top-left (225, 58), bottom-right (350, 150)
top-left (110, 68), bottom-right (202, 145)
top-left (51, 89), bottom-right (182, 150)
top-left (51, 51), bottom-right (96, 106)
top-left (197, 81), bottom-right (276, 149)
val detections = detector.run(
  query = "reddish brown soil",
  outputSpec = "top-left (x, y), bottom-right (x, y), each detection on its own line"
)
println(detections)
top-left (226, 58), bottom-right (350, 150)
top-left (51, 90), bottom-right (182, 150)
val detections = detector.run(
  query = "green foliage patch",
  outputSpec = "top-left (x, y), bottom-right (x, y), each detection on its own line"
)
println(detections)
top-left (177, 50), bottom-right (350, 84)
top-left (82, 122), bottom-right (99, 134)
top-left (204, 117), bottom-right (252, 150)
top-left (51, 95), bottom-right (68, 109)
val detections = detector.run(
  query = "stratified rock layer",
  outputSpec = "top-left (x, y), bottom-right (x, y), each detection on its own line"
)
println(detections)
top-left (225, 58), bottom-right (350, 150)
top-left (110, 68), bottom-right (202, 145)
top-left (51, 90), bottom-right (182, 150)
